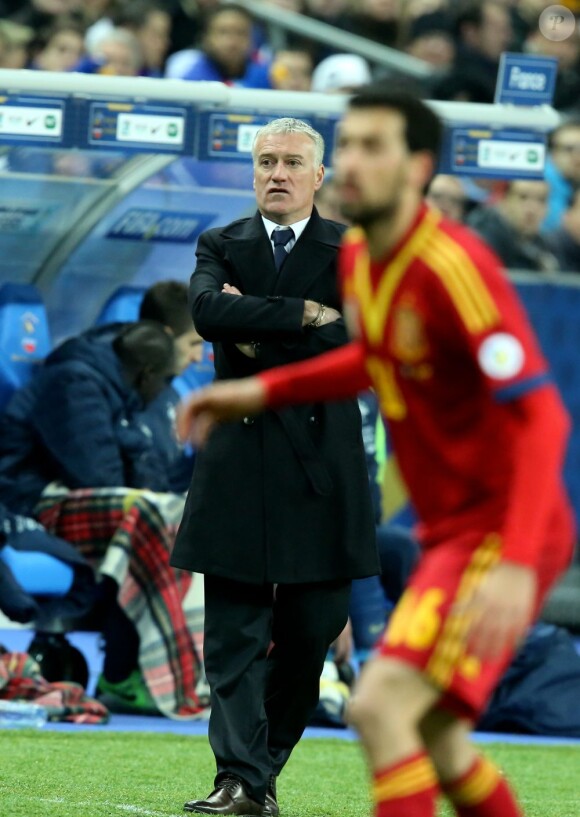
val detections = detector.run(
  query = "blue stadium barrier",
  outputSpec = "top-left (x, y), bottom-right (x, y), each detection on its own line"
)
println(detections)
top-left (0, 283), bottom-right (52, 411)
top-left (516, 280), bottom-right (580, 528)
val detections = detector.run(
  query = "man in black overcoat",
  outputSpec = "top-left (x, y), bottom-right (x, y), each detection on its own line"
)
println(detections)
top-left (171, 118), bottom-right (378, 816)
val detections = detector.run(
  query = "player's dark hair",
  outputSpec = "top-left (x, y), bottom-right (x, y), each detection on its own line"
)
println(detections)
top-left (348, 83), bottom-right (443, 161)
top-left (452, 0), bottom-right (503, 39)
top-left (202, 3), bottom-right (254, 36)
top-left (113, 319), bottom-right (175, 378)
top-left (113, 1), bottom-right (167, 30)
top-left (139, 281), bottom-right (192, 338)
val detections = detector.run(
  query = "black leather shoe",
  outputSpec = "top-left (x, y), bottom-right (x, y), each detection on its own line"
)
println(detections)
top-left (263, 776), bottom-right (279, 817)
top-left (184, 776), bottom-right (264, 815)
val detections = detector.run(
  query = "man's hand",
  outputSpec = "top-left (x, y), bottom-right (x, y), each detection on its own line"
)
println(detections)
top-left (222, 283), bottom-right (242, 296)
top-left (176, 377), bottom-right (267, 446)
top-left (456, 561), bottom-right (537, 661)
top-left (303, 300), bottom-right (342, 327)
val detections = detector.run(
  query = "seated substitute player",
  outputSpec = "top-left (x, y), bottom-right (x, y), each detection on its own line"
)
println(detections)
top-left (176, 85), bottom-right (576, 817)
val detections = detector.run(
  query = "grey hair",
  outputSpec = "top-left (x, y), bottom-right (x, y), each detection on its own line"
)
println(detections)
top-left (252, 118), bottom-right (325, 167)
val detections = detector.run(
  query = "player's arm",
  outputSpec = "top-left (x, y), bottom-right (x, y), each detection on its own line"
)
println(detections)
top-left (434, 233), bottom-right (573, 658)
top-left (464, 383), bottom-right (571, 660)
top-left (177, 340), bottom-right (370, 446)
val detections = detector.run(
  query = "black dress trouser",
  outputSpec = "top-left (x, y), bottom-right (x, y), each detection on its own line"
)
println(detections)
top-left (203, 574), bottom-right (352, 803)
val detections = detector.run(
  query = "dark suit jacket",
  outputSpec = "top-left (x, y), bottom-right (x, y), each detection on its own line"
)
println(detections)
top-left (171, 208), bottom-right (378, 584)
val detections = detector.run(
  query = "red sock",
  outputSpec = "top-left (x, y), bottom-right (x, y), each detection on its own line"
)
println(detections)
top-left (443, 755), bottom-right (523, 816)
top-left (373, 751), bottom-right (439, 817)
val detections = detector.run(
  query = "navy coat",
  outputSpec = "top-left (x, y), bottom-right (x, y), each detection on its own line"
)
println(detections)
top-left (171, 209), bottom-right (378, 584)
top-left (0, 334), bottom-right (169, 515)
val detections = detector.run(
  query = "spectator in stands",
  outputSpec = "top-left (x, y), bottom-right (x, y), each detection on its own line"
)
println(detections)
top-left (314, 175), bottom-right (346, 223)
top-left (165, 0), bottom-right (220, 57)
top-left (30, 17), bottom-right (86, 72)
top-left (0, 321), bottom-right (203, 720)
top-left (8, 0), bottom-right (80, 34)
top-left (304, 0), bottom-right (351, 26)
top-left (0, 20), bottom-right (34, 68)
top-left (467, 180), bottom-right (561, 273)
top-left (341, 0), bottom-right (401, 48)
top-left (79, 26), bottom-right (143, 76)
top-left (403, 10), bottom-right (455, 70)
top-left (524, 26), bottom-right (580, 113)
top-left (113, 0), bottom-right (171, 77)
top-left (269, 47), bottom-right (314, 91)
top-left (546, 188), bottom-right (580, 273)
top-left (543, 120), bottom-right (580, 232)
top-left (311, 53), bottom-right (372, 93)
top-left (174, 4), bottom-right (270, 88)
top-left (432, 0), bottom-right (512, 103)
top-left (426, 174), bottom-right (468, 222)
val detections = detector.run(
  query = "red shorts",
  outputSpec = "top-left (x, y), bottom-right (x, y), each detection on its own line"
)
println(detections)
top-left (378, 530), bottom-right (572, 721)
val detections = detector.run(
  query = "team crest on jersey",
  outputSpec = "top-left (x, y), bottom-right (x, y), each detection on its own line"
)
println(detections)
top-left (389, 299), bottom-right (429, 363)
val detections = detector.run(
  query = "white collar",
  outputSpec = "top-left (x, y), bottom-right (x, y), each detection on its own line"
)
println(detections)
top-left (261, 214), bottom-right (310, 244)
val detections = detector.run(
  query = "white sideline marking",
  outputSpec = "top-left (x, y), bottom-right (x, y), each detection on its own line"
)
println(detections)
top-left (37, 796), bottom-right (182, 816)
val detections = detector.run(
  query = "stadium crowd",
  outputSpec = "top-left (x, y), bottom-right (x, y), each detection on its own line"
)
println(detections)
top-left (0, 0), bottom-right (580, 270)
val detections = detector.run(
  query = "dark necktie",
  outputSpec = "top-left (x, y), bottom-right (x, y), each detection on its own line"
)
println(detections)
top-left (271, 227), bottom-right (295, 271)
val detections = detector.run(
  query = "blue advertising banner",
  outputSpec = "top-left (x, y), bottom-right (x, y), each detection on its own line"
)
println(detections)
top-left (495, 53), bottom-right (558, 106)
top-left (107, 208), bottom-right (213, 243)
top-left (0, 94), bottom-right (68, 147)
top-left (86, 102), bottom-right (192, 153)
top-left (440, 126), bottom-right (546, 180)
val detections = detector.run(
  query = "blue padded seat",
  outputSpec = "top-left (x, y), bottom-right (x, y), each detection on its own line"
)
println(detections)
top-left (95, 285), bottom-right (146, 325)
top-left (0, 283), bottom-right (52, 411)
top-left (0, 545), bottom-right (74, 596)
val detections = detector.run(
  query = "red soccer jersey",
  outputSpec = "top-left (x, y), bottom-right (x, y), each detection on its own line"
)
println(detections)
top-left (339, 203), bottom-right (573, 560)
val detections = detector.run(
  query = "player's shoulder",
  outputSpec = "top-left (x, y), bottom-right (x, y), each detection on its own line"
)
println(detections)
top-left (429, 212), bottom-right (504, 275)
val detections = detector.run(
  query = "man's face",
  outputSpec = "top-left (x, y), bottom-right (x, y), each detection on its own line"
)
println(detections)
top-left (174, 329), bottom-right (204, 373)
top-left (426, 175), bottom-right (466, 222)
top-left (98, 40), bottom-right (139, 76)
top-left (333, 108), bottom-right (416, 228)
top-left (270, 50), bottom-right (313, 91)
top-left (500, 180), bottom-right (548, 237)
top-left (551, 125), bottom-right (580, 184)
top-left (204, 10), bottom-right (252, 74)
top-left (475, 3), bottom-right (512, 61)
top-left (138, 10), bottom-right (171, 69)
top-left (38, 30), bottom-right (84, 71)
top-left (253, 131), bottom-right (324, 224)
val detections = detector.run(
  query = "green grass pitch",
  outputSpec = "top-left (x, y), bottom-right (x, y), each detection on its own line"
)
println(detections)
top-left (1, 731), bottom-right (579, 817)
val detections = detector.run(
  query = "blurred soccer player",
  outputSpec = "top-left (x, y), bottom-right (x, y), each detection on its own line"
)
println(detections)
top-left (177, 85), bottom-right (576, 817)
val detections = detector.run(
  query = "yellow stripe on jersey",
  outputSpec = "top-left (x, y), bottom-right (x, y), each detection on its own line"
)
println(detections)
top-left (373, 756), bottom-right (438, 802)
top-left (426, 534), bottom-right (501, 689)
top-left (423, 231), bottom-right (500, 334)
top-left (448, 758), bottom-right (500, 806)
top-left (352, 208), bottom-right (441, 346)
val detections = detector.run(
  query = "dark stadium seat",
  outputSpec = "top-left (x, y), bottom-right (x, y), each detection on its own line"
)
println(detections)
top-left (0, 283), bottom-right (52, 412)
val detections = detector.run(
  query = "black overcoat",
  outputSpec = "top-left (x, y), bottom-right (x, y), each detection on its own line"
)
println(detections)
top-left (171, 208), bottom-right (378, 584)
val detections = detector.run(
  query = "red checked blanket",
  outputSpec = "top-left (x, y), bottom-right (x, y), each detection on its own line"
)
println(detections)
top-left (36, 485), bottom-right (203, 719)
top-left (0, 649), bottom-right (109, 724)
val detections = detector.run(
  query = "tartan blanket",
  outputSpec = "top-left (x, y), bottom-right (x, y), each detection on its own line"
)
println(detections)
top-left (35, 485), bottom-right (203, 720)
top-left (0, 649), bottom-right (109, 724)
